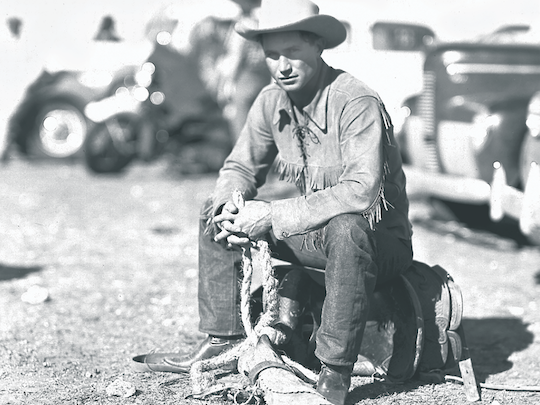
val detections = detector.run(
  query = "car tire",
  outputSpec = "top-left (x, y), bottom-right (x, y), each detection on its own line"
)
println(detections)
top-left (32, 97), bottom-right (88, 158)
top-left (84, 113), bottom-right (138, 173)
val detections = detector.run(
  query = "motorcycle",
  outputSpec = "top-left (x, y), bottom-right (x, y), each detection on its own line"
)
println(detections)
top-left (83, 33), bottom-right (233, 174)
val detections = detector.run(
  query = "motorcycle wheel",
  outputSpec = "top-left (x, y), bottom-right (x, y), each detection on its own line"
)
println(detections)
top-left (33, 98), bottom-right (88, 158)
top-left (84, 113), bottom-right (138, 173)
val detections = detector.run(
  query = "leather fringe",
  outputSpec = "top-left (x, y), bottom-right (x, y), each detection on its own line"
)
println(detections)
top-left (361, 101), bottom-right (395, 230)
top-left (201, 198), bottom-right (218, 237)
top-left (300, 228), bottom-right (326, 252)
top-left (275, 158), bottom-right (341, 195)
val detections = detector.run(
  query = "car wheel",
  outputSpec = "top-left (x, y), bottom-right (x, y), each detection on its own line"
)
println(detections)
top-left (33, 98), bottom-right (88, 158)
top-left (84, 114), bottom-right (138, 173)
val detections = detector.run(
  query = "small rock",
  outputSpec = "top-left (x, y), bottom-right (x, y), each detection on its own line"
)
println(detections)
top-left (21, 285), bottom-right (49, 304)
top-left (106, 378), bottom-right (136, 398)
top-left (85, 368), bottom-right (100, 378)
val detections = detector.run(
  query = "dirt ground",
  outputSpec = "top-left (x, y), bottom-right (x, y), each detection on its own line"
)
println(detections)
top-left (1, 158), bottom-right (540, 405)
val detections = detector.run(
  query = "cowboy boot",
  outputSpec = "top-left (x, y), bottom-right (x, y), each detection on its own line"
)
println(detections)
top-left (274, 295), bottom-right (303, 343)
top-left (163, 335), bottom-right (244, 372)
top-left (272, 268), bottom-right (309, 343)
top-left (317, 363), bottom-right (353, 405)
top-left (132, 335), bottom-right (244, 373)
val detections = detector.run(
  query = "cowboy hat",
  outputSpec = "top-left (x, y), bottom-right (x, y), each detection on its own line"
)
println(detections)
top-left (234, 0), bottom-right (347, 49)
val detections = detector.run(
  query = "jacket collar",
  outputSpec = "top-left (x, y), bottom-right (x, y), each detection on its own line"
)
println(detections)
top-left (273, 61), bottom-right (331, 134)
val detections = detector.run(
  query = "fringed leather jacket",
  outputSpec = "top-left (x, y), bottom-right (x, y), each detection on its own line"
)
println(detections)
top-left (211, 61), bottom-right (412, 242)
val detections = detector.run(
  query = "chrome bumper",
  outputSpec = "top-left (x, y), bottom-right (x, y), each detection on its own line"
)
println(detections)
top-left (403, 162), bottom-right (540, 244)
top-left (84, 94), bottom-right (140, 123)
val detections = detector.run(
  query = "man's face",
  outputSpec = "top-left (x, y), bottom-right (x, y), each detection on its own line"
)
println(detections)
top-left (261, 31), bottom-right (322, 95)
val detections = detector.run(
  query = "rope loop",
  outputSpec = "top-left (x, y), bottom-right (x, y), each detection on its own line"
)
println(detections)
top-left (191, 190), bottom-right (285, 392)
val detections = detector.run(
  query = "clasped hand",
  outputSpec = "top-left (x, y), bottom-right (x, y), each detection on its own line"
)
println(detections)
top-left (213, 200), bottom-right (272, 246)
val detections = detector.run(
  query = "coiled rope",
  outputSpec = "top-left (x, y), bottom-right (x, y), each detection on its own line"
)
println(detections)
top-left (190, 190), bottom-right (287, 393)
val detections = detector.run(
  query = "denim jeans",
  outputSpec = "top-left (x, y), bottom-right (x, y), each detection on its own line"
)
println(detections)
top-left (197, 198), bottom-right (413, 367)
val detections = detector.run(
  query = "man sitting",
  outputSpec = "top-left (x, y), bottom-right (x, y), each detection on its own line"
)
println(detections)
top-left (135, 1), bottom-right (413, 404)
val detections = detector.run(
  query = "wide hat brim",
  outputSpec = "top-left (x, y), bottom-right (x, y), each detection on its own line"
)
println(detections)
top-left (235, 14), bottom-right (347, 49)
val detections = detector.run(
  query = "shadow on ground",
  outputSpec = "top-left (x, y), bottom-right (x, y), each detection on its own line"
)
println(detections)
top-left (414, 198), bottom-right (533, 249)
top-left (462, 317), bottom-right (534, 383)
top-left (348, 317), bottom-right (533, 402)
top-left (0, 263), bottom-right (43, 281)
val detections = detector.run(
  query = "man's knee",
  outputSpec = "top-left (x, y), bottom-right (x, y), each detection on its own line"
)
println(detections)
top-left (325, 214), bottom-right (373, 245)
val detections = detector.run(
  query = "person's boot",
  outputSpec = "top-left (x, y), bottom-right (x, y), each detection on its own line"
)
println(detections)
top-left (272, 268), bottom-right (309, 344)
top-left (273, 295), bottom-right (303, 343)
top-left (316, 363), bottom-right (352, 405)
top-left (163, 335), bottom-right (244, 372)
top-left (131, 335), bottom-right (244, 373)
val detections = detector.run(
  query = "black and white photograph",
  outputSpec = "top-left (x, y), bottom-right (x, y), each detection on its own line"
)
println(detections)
top-left (1, 1), bottom-right (540, 404)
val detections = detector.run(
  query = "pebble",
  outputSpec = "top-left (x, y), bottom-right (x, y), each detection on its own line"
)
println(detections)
top-left (21, 285), bottom-right (49, 304)
top-left (106, 378), bottom-right (136, 398)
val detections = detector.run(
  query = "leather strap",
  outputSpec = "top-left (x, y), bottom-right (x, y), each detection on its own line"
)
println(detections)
top-left (248, 360), bottom-right (292, 384)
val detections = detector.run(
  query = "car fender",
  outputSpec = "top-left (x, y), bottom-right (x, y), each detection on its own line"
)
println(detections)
top-left (474, 100), bottom-right (528, 186)
top-left (520, 130), bottom-right (540, 185)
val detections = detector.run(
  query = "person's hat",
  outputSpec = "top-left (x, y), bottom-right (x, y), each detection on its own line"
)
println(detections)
top-left (234, 0), bottom-right (347, 49)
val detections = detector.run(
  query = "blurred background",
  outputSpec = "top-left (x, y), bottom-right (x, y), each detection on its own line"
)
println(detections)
top-left (1, 0), bottom-right (540, 240)
top-left (2, 4), bottom-right (540, 402)
top-left (2, 0), bottom-right (539, 129)
top-left (3, 0), bottom-right (539, 130)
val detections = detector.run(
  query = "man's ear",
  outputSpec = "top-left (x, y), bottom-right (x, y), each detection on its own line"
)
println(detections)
top-left (316, 38), bottom-right (326, 54)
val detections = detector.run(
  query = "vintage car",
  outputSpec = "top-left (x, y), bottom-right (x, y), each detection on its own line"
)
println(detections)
top-left (5, 30), bottom-right (150, 161)
top-left (6, 67), bottom-right (134, 159)
top-left (371, 22), bottom-right (540, 244)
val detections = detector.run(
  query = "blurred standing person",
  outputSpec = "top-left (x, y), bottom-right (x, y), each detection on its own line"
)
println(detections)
top-left (1, 17), bottom-right (43, 162)
top-left (7, 17), bottom-right (23, 40)
top-left (188, 0), bottom-right (270, 141)
top-left (0, 19), bottom-right (20, 160)
top-left (93, 16), bottom-right (122, 42)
